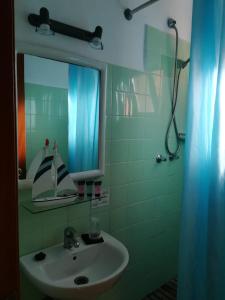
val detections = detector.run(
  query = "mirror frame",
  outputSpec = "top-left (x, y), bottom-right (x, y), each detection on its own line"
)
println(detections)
top-left (16, 42), bottom-right (107, 190)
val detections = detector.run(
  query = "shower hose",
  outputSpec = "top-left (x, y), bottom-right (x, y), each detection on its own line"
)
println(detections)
top-left (165, 26), bottom-right (182, 159)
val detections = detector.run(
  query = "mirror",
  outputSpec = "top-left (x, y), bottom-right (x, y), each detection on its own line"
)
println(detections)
top-left (17, 44), bottom-right (106, 187)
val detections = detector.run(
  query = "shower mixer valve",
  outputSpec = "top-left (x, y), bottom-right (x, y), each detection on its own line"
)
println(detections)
top-left (169, 154), bottom-right (179, 161)
top-left (155, 154), bottom-right (167, 163)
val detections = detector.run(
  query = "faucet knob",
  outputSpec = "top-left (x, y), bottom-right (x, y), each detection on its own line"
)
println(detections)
top-left (64, 226), bottom-right (75, 237)
top-left (169, 154), bottom-right (179, 161)
top-left (155, 154), bottom-right (167, 163)
top-left (64, 227), bottom-right (80, 249)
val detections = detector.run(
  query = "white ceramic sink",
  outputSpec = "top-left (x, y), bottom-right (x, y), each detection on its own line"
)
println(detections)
top-left (20, 231), bottom-right (129, 300)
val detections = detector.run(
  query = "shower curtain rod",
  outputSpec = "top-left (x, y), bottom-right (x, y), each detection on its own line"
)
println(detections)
top-left (124, 0), bottom-right (160, 20)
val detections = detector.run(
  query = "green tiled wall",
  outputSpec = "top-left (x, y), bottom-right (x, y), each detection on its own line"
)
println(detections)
top-left (25, 83), bottom-right (68, 167)
top-left (19, 26), bottom-right (190, 300)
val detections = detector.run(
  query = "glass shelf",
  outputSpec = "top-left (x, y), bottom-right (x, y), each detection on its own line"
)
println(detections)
top-left (21, 193), bottom-right (108, 214)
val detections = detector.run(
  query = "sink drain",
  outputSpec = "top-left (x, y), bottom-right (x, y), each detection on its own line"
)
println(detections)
top-left (74, 276), bottom-right (89, 285)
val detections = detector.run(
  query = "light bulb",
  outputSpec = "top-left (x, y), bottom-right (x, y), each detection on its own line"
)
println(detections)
top-left (36, 23), bottom-right (54, 36)
top-left (89, 37), bottom-right (103, 50)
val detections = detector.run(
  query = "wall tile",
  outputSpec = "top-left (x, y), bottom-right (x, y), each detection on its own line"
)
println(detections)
top-left (126, 201), bottom-right (150, 226)
top-left (130, 71), bottom-right (148, 94)
top-left (145, 25), bottom-right (167, 53)
top-left (106, 88), bottom-right (112, 116)
top-left (110, 206), bottom-right (128, 231)
top-left (112, 92), bottom-right (147, 117)
top-left (68, 216), bottom-right (90, 234)
top-left (67, 201), bottom-right (90, 222)
top-left (102, 164), bottom-right (111, 188)
top-left (128, 140), bottom-right (145, 161)
top-left (105, 140), bottom-right (111, 165)
top-left (161, 55), bottom-right (175, 77)
top-left (25, 97), bottom-right (31, 115)
top-left (110, 185), bottom-right (127, 208)
top-left (106, 64), bottom-right (112, 115)
top-left (110, 162), bottom-right (129, 186)
top-left (107, 64), bottom-right (113, 91)
top-left (105, 116), bottom-right (112, 140)
top-left (112, 91), bottom-right (130, 116)
top-left (19, 207), bottom-right (44, 256)
top-left (178, 39), bottom-right (190, 60)
top-left (131, 94), bottom-right (146, 116)
top-left (126, 117), bottom-right (145, 139)
top-left (127, 161), bottom-right (146, 182)
top-left (126, 181), bottom-right (149, 205)
top-left (111, 227), bottom-right (130, 249)
top-left (111, 116), bottom-right (129, 140)
top-left (111, 140), bottom-right (129, 163)
top-left (144, 49), bottom-right (161, 75)
top-left (112, 65), bottom-right (131, 92)
top-left (143, 139), bottom-right (161, 161)
top-left (163, 34), bottom-right (176, 58)
top-left (146, 74), bottom-right (161, 109)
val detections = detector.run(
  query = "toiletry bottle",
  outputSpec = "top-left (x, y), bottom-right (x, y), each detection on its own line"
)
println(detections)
top-left (77, 180), bottom-right (85, 198)
top-left (86, 181), bottom-right (93, 198)
top-left (44, 138), bottom-right (50, 156)
top-left (94, 181), bottom-right (102, 198)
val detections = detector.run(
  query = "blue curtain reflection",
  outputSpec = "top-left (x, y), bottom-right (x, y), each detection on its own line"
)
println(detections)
top-left (68, 64), bottom-right (99, 173)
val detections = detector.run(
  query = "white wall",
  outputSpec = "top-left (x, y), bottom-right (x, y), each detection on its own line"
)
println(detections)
top-left (15, 0), bottom-right (193, 71)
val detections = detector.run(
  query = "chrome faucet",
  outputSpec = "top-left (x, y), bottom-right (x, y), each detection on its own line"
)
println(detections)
top-left (64, 227), bottom-right (80, 249)
top-left (155, 154), bottom-right (167, 163)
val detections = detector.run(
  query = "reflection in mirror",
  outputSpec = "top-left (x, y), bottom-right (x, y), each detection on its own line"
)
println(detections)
top-left (17, 53), bottom-right (105, 182)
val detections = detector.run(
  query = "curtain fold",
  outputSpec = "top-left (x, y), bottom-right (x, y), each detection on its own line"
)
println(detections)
top-left (68, 64), bottom-right (99, 173)
top-left (178, 0), bottom-right (225, 299)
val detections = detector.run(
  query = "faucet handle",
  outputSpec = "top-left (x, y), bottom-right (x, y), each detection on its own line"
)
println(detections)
top-left (64, 226), bottom-right (76, 237)
top-left (169, 154), bottom-right (179, 161)
top-left (155, 154), bottom-right (167, 163)
top-left (64, 226), bottom-right (80, 249)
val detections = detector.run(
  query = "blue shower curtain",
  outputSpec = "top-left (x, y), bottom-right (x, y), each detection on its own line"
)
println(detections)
top-left (178, 0), bottom-right (225, 299)
top-left (68, 64), bottom-right (99, 173)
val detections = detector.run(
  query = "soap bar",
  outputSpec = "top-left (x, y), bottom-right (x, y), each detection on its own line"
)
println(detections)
top-left (81, 233), bottom-right (104, 245)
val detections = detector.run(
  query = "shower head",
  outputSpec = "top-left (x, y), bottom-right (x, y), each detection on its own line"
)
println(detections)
top-left (167, 18), bottom-right (176, 28)
top-left (178, 58), bottom-right (190, 69)
top-left (181, 58), bottom-right (190, 69)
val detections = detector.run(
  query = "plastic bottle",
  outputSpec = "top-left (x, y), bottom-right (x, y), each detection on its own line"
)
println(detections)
top-left (94, 181), bottom-right (102, 198)
top-left (86, 181), bottom-right (93, 198)
top-left (77, 181), bottom-right (85, 197)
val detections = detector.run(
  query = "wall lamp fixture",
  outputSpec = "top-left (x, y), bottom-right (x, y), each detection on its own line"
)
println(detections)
top-left (28, 7), bottom-right (104, 50)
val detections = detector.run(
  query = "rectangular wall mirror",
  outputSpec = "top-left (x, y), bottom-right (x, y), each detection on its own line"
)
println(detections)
top-left (17, 43), bottom-right (106, 188)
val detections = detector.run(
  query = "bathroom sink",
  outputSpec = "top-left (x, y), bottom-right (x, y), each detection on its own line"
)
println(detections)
top-left (20, 231), bottom-right (129, 300)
